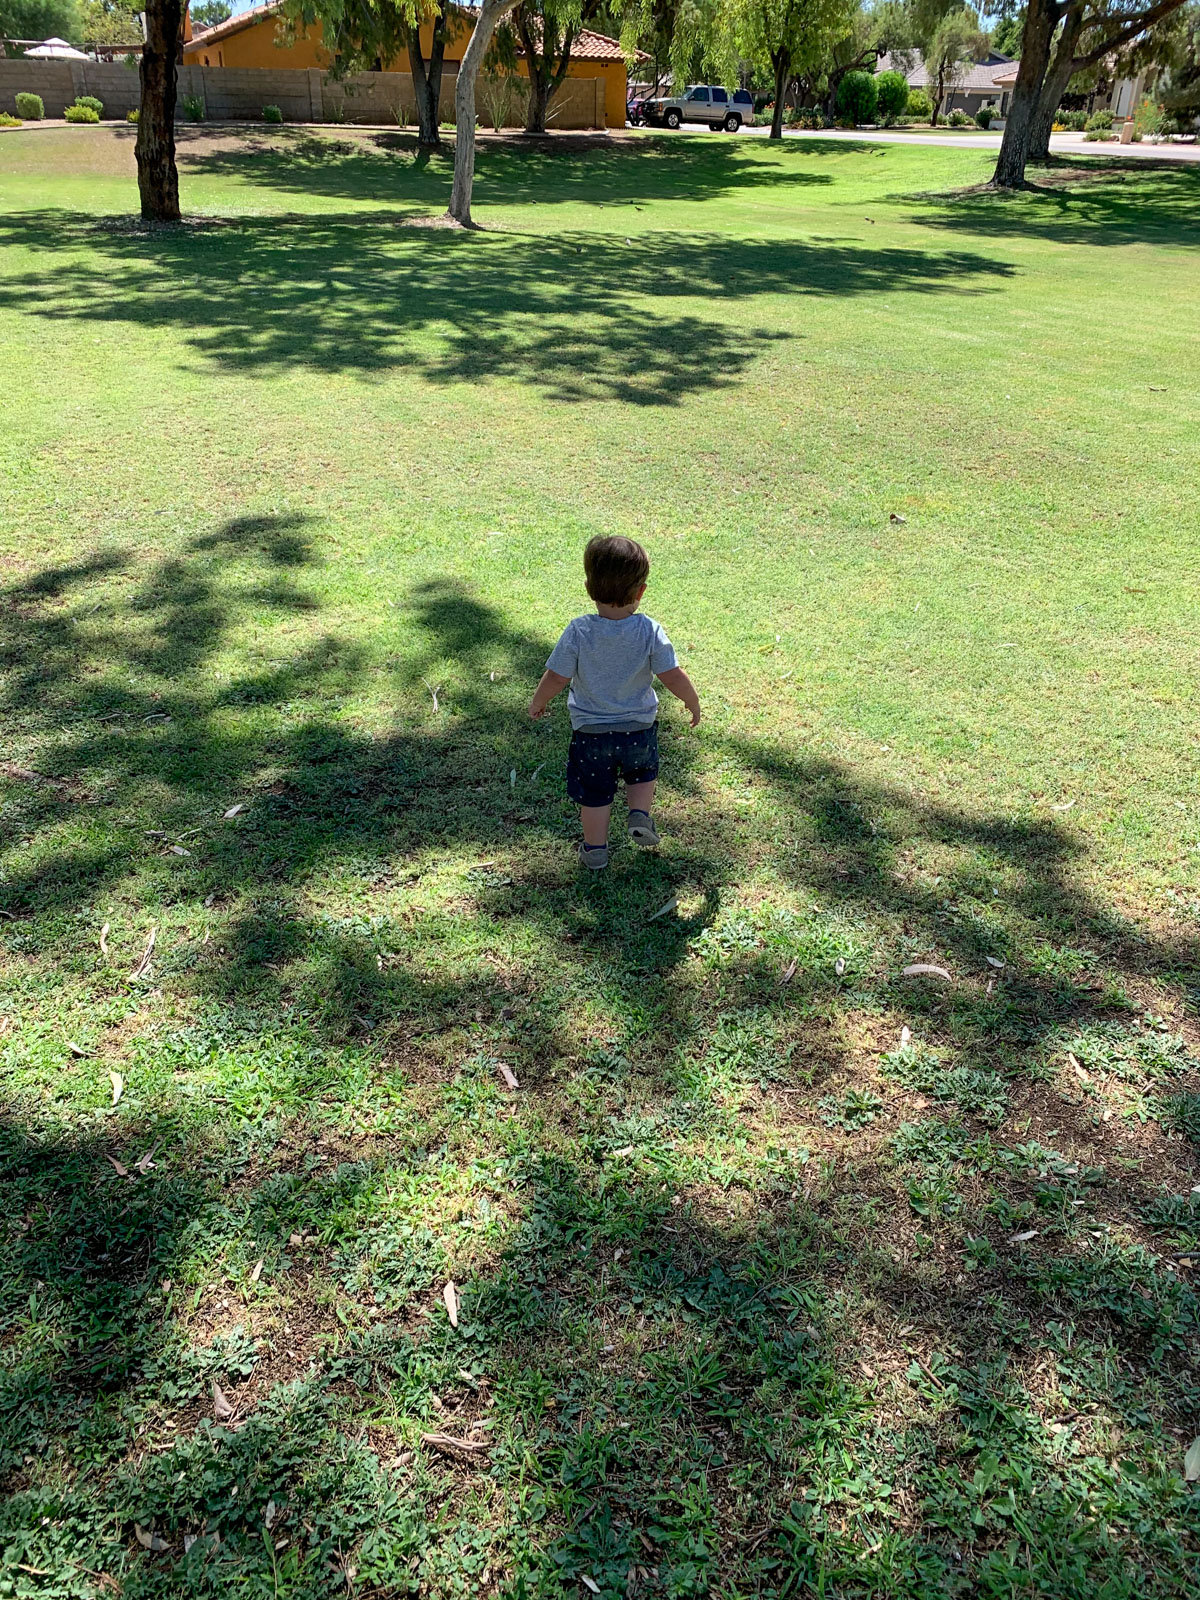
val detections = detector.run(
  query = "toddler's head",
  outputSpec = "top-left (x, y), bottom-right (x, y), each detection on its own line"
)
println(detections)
top-left (584, 536), bottom-right (649, 612)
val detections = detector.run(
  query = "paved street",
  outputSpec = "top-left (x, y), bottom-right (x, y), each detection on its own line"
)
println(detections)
top-left (633, 122), bottom-right (1200, 162)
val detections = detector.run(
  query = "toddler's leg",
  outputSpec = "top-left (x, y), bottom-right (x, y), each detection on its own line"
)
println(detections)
top-left (625, 780), bottom-right (655, 816)
top-left (580, 804), bottom-right (613, 847)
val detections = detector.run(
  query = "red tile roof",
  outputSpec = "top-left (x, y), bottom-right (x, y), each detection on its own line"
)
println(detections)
top-left (186, 3), bottom-right (642, 63)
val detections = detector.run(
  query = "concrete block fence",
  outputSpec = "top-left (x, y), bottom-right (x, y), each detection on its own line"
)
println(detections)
top-left (0, 59), bottom-right (606, 129)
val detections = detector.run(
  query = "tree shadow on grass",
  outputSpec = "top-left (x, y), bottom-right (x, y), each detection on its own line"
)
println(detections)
top-left (172, 125), bottom-right (837, 212)
top-left (1, 528), bottom-right (1198, 1592)
top-left (0, 211), bottom-right (1014, 401)
top-left (908, 160), bottom-right (1200, 248)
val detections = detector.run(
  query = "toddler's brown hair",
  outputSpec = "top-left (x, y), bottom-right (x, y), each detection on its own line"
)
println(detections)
top-left (584, 535), bottom-right (650, 607)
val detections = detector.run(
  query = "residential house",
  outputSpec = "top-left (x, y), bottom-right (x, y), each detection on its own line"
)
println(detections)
top-left (182, 1), bottom-right (635, 128)
top-left (878, 50), bottom-right (1017, 117)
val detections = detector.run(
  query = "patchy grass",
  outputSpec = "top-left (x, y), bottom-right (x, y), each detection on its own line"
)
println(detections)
top-left (0, 126), bottom-right (1198, 1597)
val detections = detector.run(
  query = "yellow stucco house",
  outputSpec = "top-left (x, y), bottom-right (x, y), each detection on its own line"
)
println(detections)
top-left (183, 1), bottom-right (634, 128)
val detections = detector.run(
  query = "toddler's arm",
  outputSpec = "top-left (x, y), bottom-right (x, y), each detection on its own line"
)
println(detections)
top-left (657, 666), bottom-right (701, 728)
top-left (528, 669), bottom-right (570, 720)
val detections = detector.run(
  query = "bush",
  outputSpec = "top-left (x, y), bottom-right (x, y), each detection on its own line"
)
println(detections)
top-left (794, 108), bottom-right (826, 130)
top-left (181, 94), bottom-right (205, 122)
top-left (262, 104), bottom-right (283, 123)
top-left (14, 93), bottom-right (43, 120)
top-left (127, 107), bottom-right (139, 123)
top-left (0, 111), bottom-right (21, 126)
top-left (1085, 109), bottom-right (1114, 131)
top-left (1061, 109), bottom-right (1087, 130)
top-left (65, 104), bottom-right (99, 123)
top-left (974, 105), bottom-right (995, 128)
top-left (74, 95), bottom-right (103, 116)
top-left (876, 70), bottom-right (909, 122)
top-left (906, 89), bottom-right (932, 119)
top-left (1083, 126), bottom-right (1113, 141)
top-left (835, 70), bottom-right (878, 126)
top-left (947, 107), bottom-right (972, 127)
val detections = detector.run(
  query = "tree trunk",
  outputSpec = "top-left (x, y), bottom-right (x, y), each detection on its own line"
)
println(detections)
top-left (518, 13), bottom-right (575, 135)
top-left (770, 55), bottom-right (787, 139)
top-left (931, 64), bottom-right (946, 127)
top-left (135, 0), bottom-right (183, 222)
top-left (448, 0), bottom-right (518, 226)
top-left (406, 4), bottom-right (447, 148)
top-left (992, 0), bottom-right (1061, 188)
top-left (1030, 1), bottom-right (1085, 161)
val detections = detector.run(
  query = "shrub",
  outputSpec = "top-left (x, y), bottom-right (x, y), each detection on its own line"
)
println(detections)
top-left (1062, 109), bottom-right (1087, 130)
top-left (15, 93), bottom-right (44, 120)
top-left (835, 70), bottom-right (878, 126)
top-left (906, 89), bottom-right (932, 118)
top-left (74, 95), bottom-right (103, 116)
top-left (65, 104), bottom-right (99, 123)
top-left (1085, 108), bottom-right (1113, 131)
top-left (876, 70), bottom-right (909, 122)
top-left (181, 94), bottom-right (205, 121)
top-left (262, 104), bottom-right (283, 123)
top-left (794, 108), bottom-right (826, 130)
top-left (974, 105), bottom-right (995, 128)
top-left (0, 112), bottom-right (21, 127)
top-left (947, 107), bottom-right (972, 126)
top-left (127, 107), bottom-right (139, 123)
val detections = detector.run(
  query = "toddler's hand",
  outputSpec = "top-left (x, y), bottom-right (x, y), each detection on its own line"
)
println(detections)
top-left (688, 705), bottom-right (702, 728)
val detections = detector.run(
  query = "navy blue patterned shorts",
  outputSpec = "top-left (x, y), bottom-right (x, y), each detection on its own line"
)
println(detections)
top-left (567, 723), bottom-right (660, 807)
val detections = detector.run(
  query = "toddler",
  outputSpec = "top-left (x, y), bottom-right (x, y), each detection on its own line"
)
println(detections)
top-left (528, 536), bottom-right (701, 870)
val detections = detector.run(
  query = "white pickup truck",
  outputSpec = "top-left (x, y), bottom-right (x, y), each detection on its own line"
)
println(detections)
top-left (641, 85), bottom-right (756, 132)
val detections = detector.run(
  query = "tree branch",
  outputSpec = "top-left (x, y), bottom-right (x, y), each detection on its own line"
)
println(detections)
top-left (1070, 0), bottom-right (1187, 72)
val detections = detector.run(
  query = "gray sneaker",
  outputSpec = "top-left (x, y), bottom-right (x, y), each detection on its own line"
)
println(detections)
top-left (579, 842), bottom-right (609, 870)
top-left (628, 810), bottom-right (660, 848)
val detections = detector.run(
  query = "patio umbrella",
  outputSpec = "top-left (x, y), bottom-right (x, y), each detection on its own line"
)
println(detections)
top-left (24, 38), bottom-right (91, 59)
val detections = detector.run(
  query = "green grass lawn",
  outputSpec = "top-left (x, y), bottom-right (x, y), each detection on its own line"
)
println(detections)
top-left (1, 123), bottom-right (1199, 1598)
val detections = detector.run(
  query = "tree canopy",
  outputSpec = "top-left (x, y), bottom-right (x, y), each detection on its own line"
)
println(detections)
top-left (0, 0), bottom-right (80, 44)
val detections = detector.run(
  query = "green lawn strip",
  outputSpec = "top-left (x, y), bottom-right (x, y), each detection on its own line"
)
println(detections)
top-left (0, 127), bottom-right (1198, 1596)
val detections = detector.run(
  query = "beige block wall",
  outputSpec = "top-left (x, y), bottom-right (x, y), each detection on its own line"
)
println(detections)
top-left (0, 58), bottom-right (606, 129)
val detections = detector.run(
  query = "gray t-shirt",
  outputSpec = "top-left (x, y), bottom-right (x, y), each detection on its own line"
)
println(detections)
top-left (547, 613), bottom-right (678, 732)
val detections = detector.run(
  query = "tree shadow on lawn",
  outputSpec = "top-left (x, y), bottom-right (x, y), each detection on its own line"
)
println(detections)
top-left (2, 526), bottom-right (1198, 1589)
top-left (909, 161), bottom-right (1200, 249)
top-left (0, 211), bottom-right (1014, 402)
top-left (174, 125), bottom-right (839, 211)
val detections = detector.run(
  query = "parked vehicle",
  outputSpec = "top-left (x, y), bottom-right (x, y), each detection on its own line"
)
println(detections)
top-left (641, 85), bottom-right (754, 131)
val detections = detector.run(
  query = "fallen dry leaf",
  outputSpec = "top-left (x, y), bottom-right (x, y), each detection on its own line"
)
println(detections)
top-left (65, 1039), bottom-right (89, 1057)
top-left (581, 1577), bottom-right (601, 1595)
top-left (99, 921), bottom-right (110, 957)
top-left (134, 1144), bottom-right (158, 1175)
top-left (250, 1258), bottom-right (264, 1283)
top-left (779, 957), bottom-right (798, 986)
top-left (498, 1062), bottom-right (520, 1091)
top-left (212, 1380), bottom-right (235, 1422)
top-left (902, 963), bottom-right (952, 981)
top-left (421, 1431), bottom-right (490, 1456)
top-left (107, 1155), bottom-right (131, 1178)
top-left (889, 512), bottom-right (907, 524)
top-left (611, 1145), bottom-right (634, 1158)
top-left (985, 956), bottom-right (1005, 970)
top-left (109, 1071), bottom-right (124, 1106)
top-left (834, 957), bottom-right (846, 977)
top-left (167, 844), bottom-right (191, 857)
top-left (223, 803), bottom-right (245, 819)
top-left (899, 1026), bottom-right (912, 1048)
top-left (1051, 799), bottom-right (1076, 813)
top-left (134, 1524), bottom-right (168, 1553)
top-left (1185, 1437), bottom-right (1200, 1482)
top-left (129, 926), bottom-right (156, 983)
top-left (648, 897), bottom-right (677, 922)
top-left (288, 1232), bottom-right (304, 1247)
top-left (1008, 1230), bottom-right (1039, 1245)
top-left (443, 1281), bottom-right (459, 1328)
